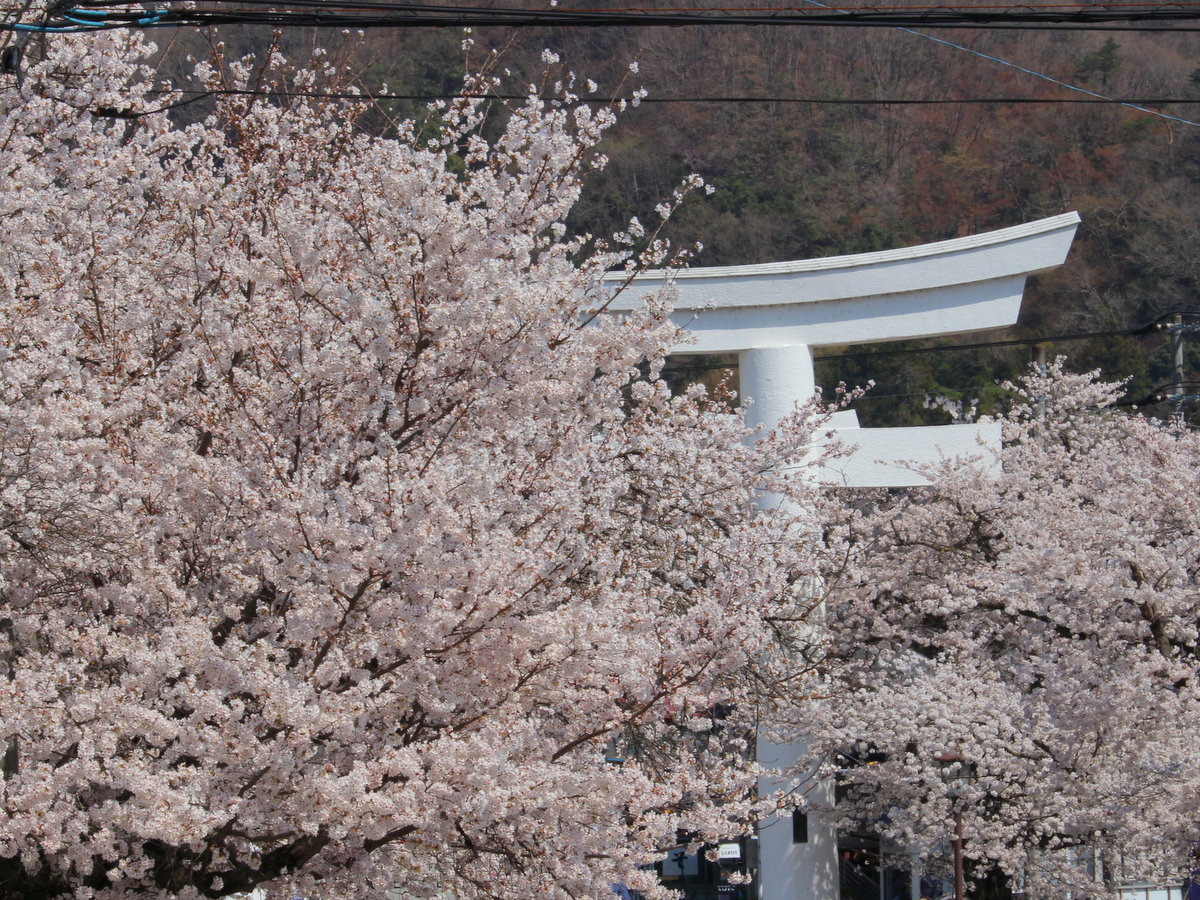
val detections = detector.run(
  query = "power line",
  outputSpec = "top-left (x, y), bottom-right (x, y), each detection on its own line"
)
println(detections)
top-left (18, 0), bottom-right (1200, 32)
top-left (893, 21), bottom-right (1200, 125)
top-left (86, 86), bottom-right (1200, 120)
top-left (668, 322), bottom-right (1191, 409)
top-left (132, 87), bottom-right (1200, 106)
top-left (664, 325), bottom-right (1161, 378)
top-left (814, 325), bottom-right (1158, 363)
top-left (667, 318), bottom-right (1200, 409)
top-left (15, 0), bottom-right (1191, 132)
top-left (790, 0), bottom-right (1200, 126)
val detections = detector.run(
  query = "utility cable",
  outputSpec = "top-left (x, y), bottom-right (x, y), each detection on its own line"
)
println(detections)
top-left (814, 324), bottom-right (1160, 363)
top-left (663, 321), bottom-right (1167, 382)
top-left (893, 25), bottom-right (1200, 126)
top-left (19, 1), bottom-right (1200, 32)
top-left (668, 315), bottom-right (1198, 408)
top-left (794, 0), bottom-right (1200, 126)
top-left (114, 86), bottom-right (1200, 110)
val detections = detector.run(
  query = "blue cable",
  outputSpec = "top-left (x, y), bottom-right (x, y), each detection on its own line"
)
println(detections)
top-left (61, 15), bottom-right (114, 27)
top-left (10, 22), bottom-right (94, 31)
top-left (7, 6), bottom-right (167, 31)
top-left (64, 7), bottom-right (166, 26)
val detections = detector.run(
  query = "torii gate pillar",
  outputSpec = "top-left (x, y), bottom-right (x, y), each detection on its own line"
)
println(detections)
top-left (737, 345), bottom-right (816, 432)
top-left (608, 212), bottom-right (1081, 900)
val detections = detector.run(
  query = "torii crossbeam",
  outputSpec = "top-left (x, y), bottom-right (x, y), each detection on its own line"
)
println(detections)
top-left (609, 211), bottom-right (1080, 487)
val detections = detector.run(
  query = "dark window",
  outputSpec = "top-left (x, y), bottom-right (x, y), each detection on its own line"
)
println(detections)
top-left (792, 812), bottom-right (808, 844)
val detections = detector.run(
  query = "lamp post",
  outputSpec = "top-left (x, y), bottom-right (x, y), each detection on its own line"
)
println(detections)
top-left (952, 806), bottom-right (964, 900)
top-left (935, 753), bottom-right (971, 900)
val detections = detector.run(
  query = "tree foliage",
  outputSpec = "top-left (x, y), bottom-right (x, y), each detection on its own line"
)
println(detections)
top-left (0, 26), bottom-right (826, 900)
top-left (813, 364), bottom-right (1200, 896)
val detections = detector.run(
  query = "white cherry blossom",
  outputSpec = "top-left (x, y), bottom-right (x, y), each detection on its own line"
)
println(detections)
top-left (812, 364), bottom-right (1200, 898)
top-left (0, 20), bottom-right (826, 900)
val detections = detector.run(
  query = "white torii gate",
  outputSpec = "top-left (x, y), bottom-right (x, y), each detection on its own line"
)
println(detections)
top-left (606, 210), bottom-right (1081, 900)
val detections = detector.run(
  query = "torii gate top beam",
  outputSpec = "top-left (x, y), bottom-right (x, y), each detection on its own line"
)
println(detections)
top-left (602, 211), bottom-right (1081, 488)
top-left (607, 212), bottom-right (1080, 353)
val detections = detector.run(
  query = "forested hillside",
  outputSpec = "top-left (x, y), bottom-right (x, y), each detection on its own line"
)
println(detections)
top-left (156, 10), bottom-right (1200, 423)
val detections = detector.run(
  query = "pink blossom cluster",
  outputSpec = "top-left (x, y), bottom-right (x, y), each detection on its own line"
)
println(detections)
top-left (813, 363), bottom-right (1200, 896)
top-left (0, 22), bottom-right (826, 900)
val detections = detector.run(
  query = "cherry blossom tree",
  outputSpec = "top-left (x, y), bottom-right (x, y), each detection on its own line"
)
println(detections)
top-left (0, 22), bottom-right (827, 900)
top-left (812, 364), bottom-right (1200, 899)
